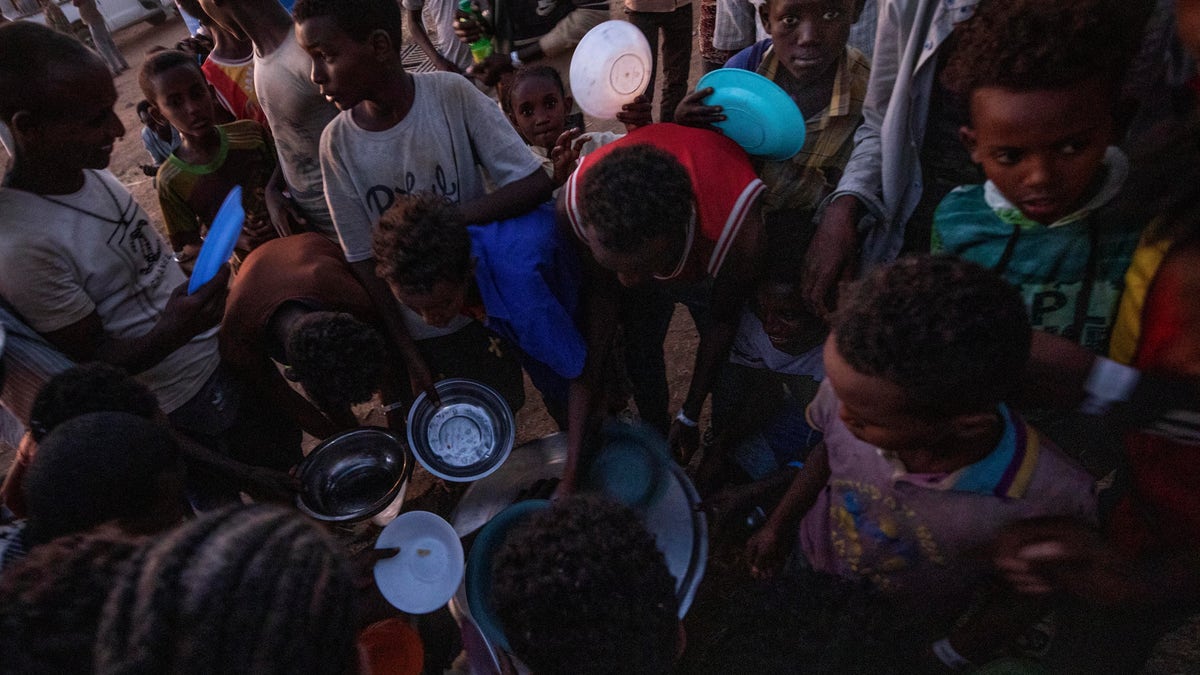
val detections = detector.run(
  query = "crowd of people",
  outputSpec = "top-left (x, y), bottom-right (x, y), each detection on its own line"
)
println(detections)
top-left (1, 0), bottom-right (1199, 671)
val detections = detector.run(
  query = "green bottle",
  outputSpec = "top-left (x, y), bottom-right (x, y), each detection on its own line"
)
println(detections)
top-left (457, 0), bottom-right (494, 63)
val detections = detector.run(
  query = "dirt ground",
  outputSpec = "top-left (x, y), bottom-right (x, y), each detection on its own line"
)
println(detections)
top-left (6, 9), bottom-right (1198, 673)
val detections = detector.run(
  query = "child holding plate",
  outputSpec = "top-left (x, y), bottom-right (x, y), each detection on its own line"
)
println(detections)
top-left (140, 49), bottom-right (280, 272)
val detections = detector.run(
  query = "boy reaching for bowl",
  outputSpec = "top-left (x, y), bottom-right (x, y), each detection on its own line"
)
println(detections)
top-left (293, 0), bottom-right (552, 405)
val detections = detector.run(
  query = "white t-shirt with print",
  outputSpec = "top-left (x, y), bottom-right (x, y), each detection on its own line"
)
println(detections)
top-left (0, 170), bottom-right (220, 413)
top-left (320, 71), bottom-right (544, 263)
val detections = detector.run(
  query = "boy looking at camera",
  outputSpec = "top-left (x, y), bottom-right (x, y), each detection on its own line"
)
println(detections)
top-left (140, 49), bottom-right (279, 267)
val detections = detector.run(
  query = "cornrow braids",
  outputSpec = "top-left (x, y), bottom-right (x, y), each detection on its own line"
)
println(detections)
top-left (94, 505), bottom-right (357, 675)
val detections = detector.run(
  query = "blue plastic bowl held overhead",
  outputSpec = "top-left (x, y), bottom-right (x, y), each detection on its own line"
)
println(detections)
top-left (697, 68), bottom-right (807, 161)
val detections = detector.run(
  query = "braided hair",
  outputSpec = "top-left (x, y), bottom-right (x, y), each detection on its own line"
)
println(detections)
top-left (93, 505), bottom-right (358, 675)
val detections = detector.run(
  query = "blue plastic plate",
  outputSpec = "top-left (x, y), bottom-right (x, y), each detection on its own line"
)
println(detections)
top-left (697, 68), bottom-right (806, 160)
top-left (582, 421), bottom-right (671, 510)
top-left (465, 499), bottom-right (551, 653)
top-left (187, 185), bottom-right (244, 294)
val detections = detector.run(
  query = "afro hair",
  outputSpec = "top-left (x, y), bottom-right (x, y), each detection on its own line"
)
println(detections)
top-left (831, 255), bottom-right (1031, 417)
top-left (491, 495), bottom-right (679, 675)
top-left (940, 0), bottom-right (1153, 98)
top-left (578, 144), bottom-right (695, 254)
top-left (372, 192), bottom-right (473, 294)
top-left (286, 312), bottom-right (386, 411)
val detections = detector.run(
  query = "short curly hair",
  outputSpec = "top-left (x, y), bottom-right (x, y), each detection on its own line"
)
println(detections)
top-left (292, 0), bottom-right (404, 52)
top-left (286, 312), bottom-right (386, 410)
top-left (491, 495), bottom-right (679, 675)
top-left (138, 49), bottom-right (205, 105)
top-left (940, 0), bottom-right (1151, 98)
top-left (24, 412), bottom-right (181, 546)
top-left (373, 192), bottom-right (472, 294)
top-left (832, 255), bottom-right (1031, 417)
top-left (579, 144), bottom-right (694, 254)
top-left (28, 363), bottom-right (159, 442)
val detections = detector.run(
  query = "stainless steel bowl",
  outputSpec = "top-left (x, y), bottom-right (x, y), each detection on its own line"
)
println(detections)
top-left (296, 427), bottom-right (412, 522)
top-left (407, 379), bottom-right (516, 482)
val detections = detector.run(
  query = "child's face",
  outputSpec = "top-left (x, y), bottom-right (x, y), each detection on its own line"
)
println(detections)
top-left (390, 279), bottom-right (469, 328)
top-left (759, 0), bottom-right (854, 87)
top-left (149, 65), bottom-right (216, 139)
top-left (754, 281), bottom-right (825, 354)
top-left (822, 334), bottom-right (947, 455)
top-left (296, 16), bottom-right (379, 111)
top-left (962, 80), bottom-right (1114, 225)
top-left (508, 76), bottom-right (570, 150)
top-left (25, 61), bottom-right (125, 172)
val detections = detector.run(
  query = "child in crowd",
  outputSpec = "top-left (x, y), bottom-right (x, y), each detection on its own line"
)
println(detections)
top-left (0, 412), bottom-right (186, 574)
top-left (140, 49), bottom-right (279, 268)
top-left (624, 0), bottom-right (692, 123)
top-left (136, 99), bottom-right (180, 176)
top-left (220, 232), bottom-right (410, 438)
top-left (561, 125), bottom-right (766, 487)
top-left (292, 0), bottom-right (552, 401)
top-left (491, 496), bottom-right (681, 674)
top-left (696, 231), bottom-right (826, 511)
top-left (373, 193), bottom-right (582, 425)
top-left (502, 65), bottom-right (650, 187)
top-left (198, 0), bottom-right (340, 239)
top-left (986, 4), bottom-right (1200, 669)
top-left (746, 256), bottom-right (1097, 667)
top-left (0, 505), bottom-right (358, 675)
top-left (176, 0), bottom-right (268, 126)
top-left (804, 0), bottom-right (1158, 320)
top-left (932, 0), bottom-right (1147, 354)
top-left (0, 363), bottom-right (159, 519)
top-left (677, 0), bottom-right (869, 231)
top-left (0, 23), bottom-right (299, 504)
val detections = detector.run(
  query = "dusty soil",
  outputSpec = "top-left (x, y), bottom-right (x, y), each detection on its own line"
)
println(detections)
top-left (9, 11), bottom-right (1194, 673)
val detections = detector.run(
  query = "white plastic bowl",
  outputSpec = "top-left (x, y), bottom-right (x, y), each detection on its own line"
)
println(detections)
top-left (569, 20), bottom-right (653, 120)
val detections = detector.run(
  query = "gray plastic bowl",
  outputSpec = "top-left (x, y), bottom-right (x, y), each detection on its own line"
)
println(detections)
top-left (296, 427), bottom-right (412, 523)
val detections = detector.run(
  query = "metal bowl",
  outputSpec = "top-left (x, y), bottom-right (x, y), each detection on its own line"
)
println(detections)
top-left (296, 427), bottom-right (412, 523)
top-left (407, 379), bottom-right (516, 482)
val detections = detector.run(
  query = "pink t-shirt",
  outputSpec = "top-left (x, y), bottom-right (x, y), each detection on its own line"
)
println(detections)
top-left (800, 381), bottom-right (1096, 618)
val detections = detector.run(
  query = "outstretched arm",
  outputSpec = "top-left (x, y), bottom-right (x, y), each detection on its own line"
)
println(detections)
top-left (42, 266), bottom-right (229, 375)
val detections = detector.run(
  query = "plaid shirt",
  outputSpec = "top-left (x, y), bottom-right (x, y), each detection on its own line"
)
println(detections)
top-left (756, 45), bottom-right (870, 218)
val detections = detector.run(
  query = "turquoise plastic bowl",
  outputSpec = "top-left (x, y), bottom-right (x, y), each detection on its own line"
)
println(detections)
top-left (697, 68), bottom-right (806, 161)
top-left (464, 499), bottom-right (552, 653)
